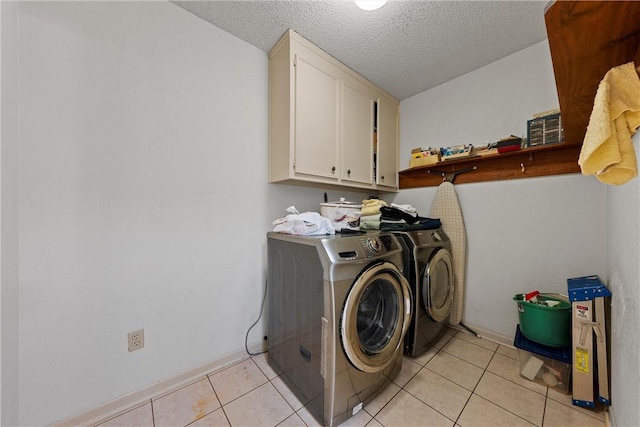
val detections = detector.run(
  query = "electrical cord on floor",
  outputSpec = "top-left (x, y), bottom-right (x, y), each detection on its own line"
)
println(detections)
top-left (244, 277), bottom-right (268, 356)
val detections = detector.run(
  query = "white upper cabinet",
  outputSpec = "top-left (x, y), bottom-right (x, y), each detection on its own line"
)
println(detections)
top-left (269, 30), bottom-right (399, 192)
top-left (292, 45), bottom-right (341, 180)
top-left (341, 75), bottom-right (376, 186)
top-left (376, 96), bottom-right (399, 190)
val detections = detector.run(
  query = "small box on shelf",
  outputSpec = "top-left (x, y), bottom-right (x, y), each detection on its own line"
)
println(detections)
top-left (440, 144), bottom-right (472, 161)
top-left (496, 135), bottom-right (523, 153)
top-left (527, 113), bottom-right (563, 147)
top-left (472, 142), bottom-right (499, 157)
top-left (409, 147), bottom-right (440, 168)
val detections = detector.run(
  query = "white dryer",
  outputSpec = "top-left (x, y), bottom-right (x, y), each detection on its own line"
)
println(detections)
top-left (267, 231), bottom-right (411, 426)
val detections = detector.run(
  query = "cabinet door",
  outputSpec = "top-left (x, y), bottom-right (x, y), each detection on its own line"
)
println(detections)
top-left (342, 76), bottom-right (375, 186)
top-left (293, 48), bottom-right (340, 180)
top-left (377, 97), bottom-right (399, 189)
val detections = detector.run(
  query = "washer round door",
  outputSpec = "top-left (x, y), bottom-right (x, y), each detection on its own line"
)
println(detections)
top-left (341, 262), bottom-right (411, 373)
top-left (421, 248), bottom-right (454, 322)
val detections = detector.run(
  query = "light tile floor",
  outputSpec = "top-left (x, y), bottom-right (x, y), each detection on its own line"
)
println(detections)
top-left (94, 328), bottom-right (606, 427)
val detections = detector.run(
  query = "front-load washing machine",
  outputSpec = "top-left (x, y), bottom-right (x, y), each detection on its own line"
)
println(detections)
top-left (394, 229), bottom-right (454, 357)
top-left (267, 231), bottom-right (411, 427)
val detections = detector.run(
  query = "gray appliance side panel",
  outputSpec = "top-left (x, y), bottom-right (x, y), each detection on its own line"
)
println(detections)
top-left (267, 238), bottom-right (325, 423)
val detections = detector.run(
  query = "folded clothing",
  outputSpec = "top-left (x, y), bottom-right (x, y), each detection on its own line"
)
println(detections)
top-left (359, 220), bottom-right (380, 230)
top-left (390, 203), bottom-right (417, 214)
top-left (380, 218), bottom-right (406, 224)
top-left (362, 198), bottom-right (387, 207)
top-left (380, 206), bottom-right (419, 223)
top-left (380, 217), bottom-right (441, 231)
top-left (361, 200), bottom-right (388, 216)
top-left (359, 213), bottom-right (381, 222)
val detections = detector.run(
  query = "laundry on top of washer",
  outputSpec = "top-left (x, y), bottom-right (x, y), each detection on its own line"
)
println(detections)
top-left (360, 198), bottom-right (387, 216)
top-left (359, 218), bottom-right (381, 230)
top-left (379, 206), bottom-right (441, 231)
top-left (380, 217), bottom-right (441, 231)
top-left (390, 202), bottom-right (418, 215)
top-left (380, 206), bottom-right (420, 223)
top-left (272, 206), bottom-right (335, 235)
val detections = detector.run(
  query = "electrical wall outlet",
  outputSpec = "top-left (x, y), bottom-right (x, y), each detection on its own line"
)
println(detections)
top-left (128, 329), bottom-right (144, 352)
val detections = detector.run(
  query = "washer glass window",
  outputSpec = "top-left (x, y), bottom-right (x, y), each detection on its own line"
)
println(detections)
top-left (341, 263), bottom-right (411, 373)
top-left (357, 278), bottom-right (399, 354)
top-left (422, 249), bottom-right (453, 322)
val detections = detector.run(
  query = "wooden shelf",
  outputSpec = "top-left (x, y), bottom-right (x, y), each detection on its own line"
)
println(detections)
top-left (399, 143), bottom-right (581, 189)
top-left (545, 1), bottom-right (640, 146)
top-left (399, 1), bottom-right (640, 189)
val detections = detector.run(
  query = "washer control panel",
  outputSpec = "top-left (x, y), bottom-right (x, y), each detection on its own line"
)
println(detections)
top-left (325, 233), bottom-right (401, 261)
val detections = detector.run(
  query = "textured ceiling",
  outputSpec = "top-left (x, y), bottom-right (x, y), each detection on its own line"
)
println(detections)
top-left (173, 0), bottom-right (549, 100)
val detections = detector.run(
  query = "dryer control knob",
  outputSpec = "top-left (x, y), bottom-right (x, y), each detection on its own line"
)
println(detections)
top-left (366, 237), bottom-right (381, 254)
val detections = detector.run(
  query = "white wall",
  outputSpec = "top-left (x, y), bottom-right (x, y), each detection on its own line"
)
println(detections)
top-left (1, 2), bottom-right (373, 425)
top-left (606, 133), bottom-right (640, 427)
top-left (396, 41), bottom-right (608, 339)
top-left (1, 2), bottom-right (21, 426)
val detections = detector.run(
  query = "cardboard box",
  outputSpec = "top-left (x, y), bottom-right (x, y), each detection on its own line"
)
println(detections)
top-left (567, 275), bottom-right (612, 408)
top-left (409, 152), bottom-right (439, 168)
top-left (411, 146), bottom-right (431, 154)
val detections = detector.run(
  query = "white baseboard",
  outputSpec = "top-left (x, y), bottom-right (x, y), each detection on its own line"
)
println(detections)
top-left (51, 341), bottom-right (266, 427)
top-left (450, 322), bottom-right (514, 348)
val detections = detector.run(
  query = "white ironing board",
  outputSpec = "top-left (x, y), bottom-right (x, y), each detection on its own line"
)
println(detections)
top-left (430, 181), bottom-right (466, 327)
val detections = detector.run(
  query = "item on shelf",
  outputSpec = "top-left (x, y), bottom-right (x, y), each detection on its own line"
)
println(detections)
top-left (440, 144), bottom-right (472, 161)
top-left (532, 107), bottom-right (561, 119)
top-left (472, 142), bottom-right (499, 157)
top-left (497, 135), bottom-right (523, 153)
top-left (409, 147), bottom-right (440, 168)
top-left (411, 146), bottom-right (433, 154)
top-left (527, 113), bottom-right (563, 147)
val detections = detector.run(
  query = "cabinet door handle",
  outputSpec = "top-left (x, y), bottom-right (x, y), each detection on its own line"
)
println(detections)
top-left (331, 166), bottom-right (336, 173)
top-left (347, 169), bottom-right (351, 175)
top-left (381, 175), bottom-right (385, 180)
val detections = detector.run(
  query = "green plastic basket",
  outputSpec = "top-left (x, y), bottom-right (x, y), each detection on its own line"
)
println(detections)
top-left (513, 294), bottom-right (571, 347)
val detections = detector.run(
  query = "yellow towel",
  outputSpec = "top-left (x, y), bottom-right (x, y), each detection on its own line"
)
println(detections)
top-left (361, 205), bottom-right (384, 216)
top-left (579, 62), bottom-right (640, 185)
top-left (360, 199), bottom-right (386, 216)
top-left (361, 199), bottom-right (387, 207)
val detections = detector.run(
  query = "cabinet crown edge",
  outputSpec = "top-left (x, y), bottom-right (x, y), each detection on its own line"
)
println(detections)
top-left (269, 28), bottom-right (399, 105)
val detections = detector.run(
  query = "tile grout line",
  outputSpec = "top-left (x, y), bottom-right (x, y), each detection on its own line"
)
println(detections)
top-left (214, 362), bottom-right (271, 408)
top-left (205, 374), bottom-right (232, 427)
top-left (157, 376), bottom-right (226, 427)
top-left (399, 340), bottom-right (471, 426)
top-left (452, 341), bottom-right (500, 426)
top-left (268, 377), bottom-right (307, 425)
top-left (541, 386), bottom-right (549, 427)
top-left (463, 345), bottom-right (541, 427)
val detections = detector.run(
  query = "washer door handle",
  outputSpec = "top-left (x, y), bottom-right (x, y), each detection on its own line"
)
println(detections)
top-left (400, 275), bottom-right (412, 339)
